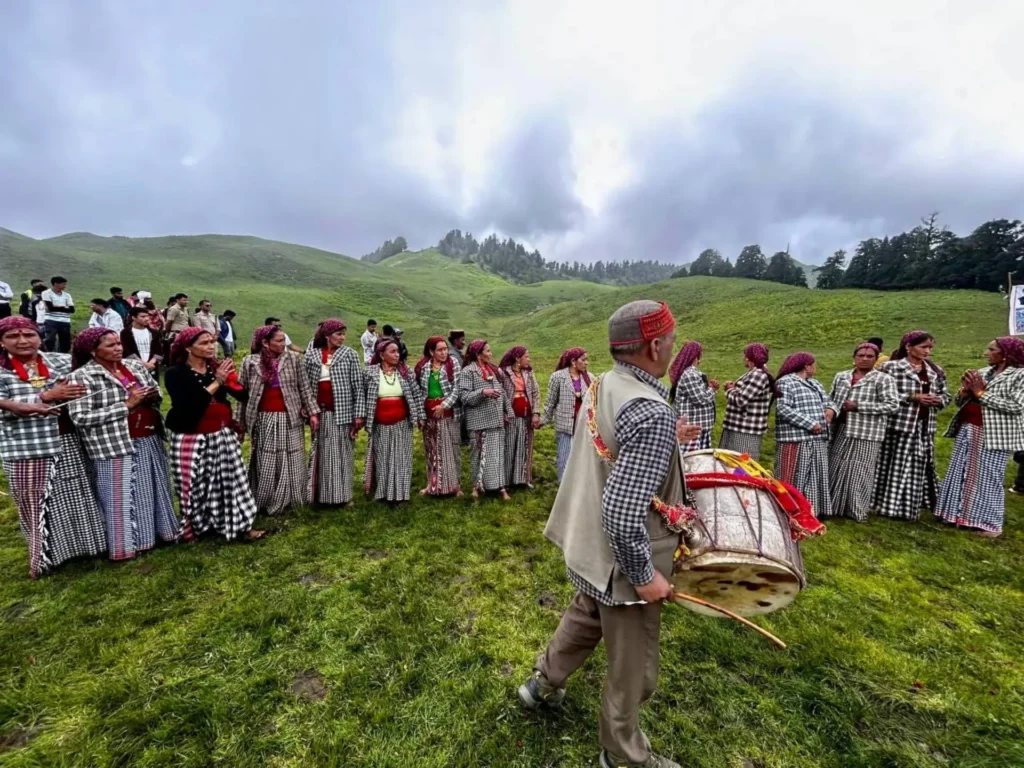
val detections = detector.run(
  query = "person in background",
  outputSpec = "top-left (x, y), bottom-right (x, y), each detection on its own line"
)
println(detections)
top-left (164, 327), bottom-right (263, 542)
top-left (128, 290), bottom-right (140, 307)
top-left (30, 284), bottom-right (46, 331)
top-left (669, 340), bottom-right (718, 453)
top-left (872, 331), bottom-right (951, 521)
top-left (42, 276), bottom-right (75, 353)
top-left (88, 298), bottom-right (124, 333)
top-left (360, 319), bottom-right (379, 365)
top-left (0, 276), bottom-right (14, 319)
top-left (193, 299), bottom-right (218, 336)
top-left (543, 347), bottom-right (592, 482)
top-left (19, 279), bottom-right (46, 319)
top-left (416, 336), bottom-right (463, 497)
top-left (867, 337), bottom-right (889, 368)
top-left (773, 352), bottom-right (837, 520)
top-left (305, 319), bottom-right (365, 507)
top-left (218, 309), bottom-right (238, 357)
top-left (137, 292), bottom-right (163, 332)
top-left (719, 343), bottom-right (774, 460)
top-left (0, 316), bottom-right (107, 578)
top-left (68, 328), bottom-right (180, 560)
top-left (264, 317), bottom-right (304, 354)
top-left (164, 293), bottom-right (191, 344)
top-left (827, 342), bottom-right (900, 522)
top-left (239, 325), bottom-right (319, 515)
top-left (121, 307), bottom-right (163, 382)
top-left (937, 337), bottom-right (1024, 538)
top-left (393, 328), bottom-right (409, 365)
top-left (461, 339), bottom-right (513, 501)
top-left (448, 330), bottom-right (466, 368)
top-left (108, 287), bottom-right (132, 322)
top-left (361, 337), bottom-right (425, 503)
top-left (499, 346), bottom-right (541, 489)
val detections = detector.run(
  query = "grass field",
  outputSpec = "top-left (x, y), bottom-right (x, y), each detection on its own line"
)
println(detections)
top-left (1, 232), bottom-right (1022, 767)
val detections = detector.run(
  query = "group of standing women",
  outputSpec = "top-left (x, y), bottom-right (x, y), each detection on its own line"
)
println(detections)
top-left (667, 331), bottom-right (1024, 538)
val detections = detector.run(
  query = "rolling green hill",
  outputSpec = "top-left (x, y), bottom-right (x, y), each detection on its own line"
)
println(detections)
top-left (1, 228), bottom-right (1020, 767)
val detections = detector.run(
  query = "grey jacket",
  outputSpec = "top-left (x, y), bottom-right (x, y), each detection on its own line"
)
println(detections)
top-left (460, 362), bottom-right (512, 431)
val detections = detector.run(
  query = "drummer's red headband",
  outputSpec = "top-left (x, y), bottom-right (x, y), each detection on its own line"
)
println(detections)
top-left (610, 302), bottom-right (676, 346)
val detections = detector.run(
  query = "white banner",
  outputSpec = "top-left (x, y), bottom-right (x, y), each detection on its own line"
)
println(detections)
top-left (1010, 285), bottom-right (1024, 336)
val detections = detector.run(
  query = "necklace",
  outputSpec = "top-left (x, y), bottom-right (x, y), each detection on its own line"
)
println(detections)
top-left (382, 367), bottom-right (398, 386)
top-left (12, 357), bottom-right (49, 388)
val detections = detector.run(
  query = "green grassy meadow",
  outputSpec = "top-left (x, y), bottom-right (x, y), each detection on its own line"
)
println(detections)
top-left (1, 231), bottom-right (1022, 767)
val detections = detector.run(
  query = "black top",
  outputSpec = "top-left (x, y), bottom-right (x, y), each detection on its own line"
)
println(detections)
top-left (164, 363), bottom-right (241, 434)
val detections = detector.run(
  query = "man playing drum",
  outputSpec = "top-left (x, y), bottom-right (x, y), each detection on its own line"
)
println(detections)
top-left (518, 300), bottom-right (700, 768)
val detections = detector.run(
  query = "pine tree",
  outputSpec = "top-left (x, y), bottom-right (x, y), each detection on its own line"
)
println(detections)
top-left (733, 244), bottom-right (767, 280)
top-left (813, 250), bottom-right (846, 290)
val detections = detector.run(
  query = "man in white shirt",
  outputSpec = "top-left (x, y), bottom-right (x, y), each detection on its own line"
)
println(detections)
top-left (122, 307), bottom-right (162, 381)
top-left (361, 318), bottom-right (378, 364)
top-left (265, 316), bottom-right (303, 354)
top-left (88, 298), bottom-right (125, 333)
top-left (0, 277), bottom-right (13, 319)
top-left (193, 299), bottom-right (219, 336)
top-left (41, 276), bottom-right (75, 352)
top-left (218, 310), bottom-right (237, 356)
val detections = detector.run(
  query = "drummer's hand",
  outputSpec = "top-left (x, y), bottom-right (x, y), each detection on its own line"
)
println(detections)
top-left (635, 571), bottom-right (674, 603)
top-left (676, 417), bottom-right (701, 444)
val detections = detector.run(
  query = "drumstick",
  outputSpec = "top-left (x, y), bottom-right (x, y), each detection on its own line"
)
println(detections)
top-left (672, 591), bottom-right (787, 649)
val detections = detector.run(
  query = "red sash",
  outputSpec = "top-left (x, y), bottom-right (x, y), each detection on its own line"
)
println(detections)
top-left (425, 397), bottom-right (454, 419)
top-left (259, 385), bottom-right (287, 413)
top-left (512, 395), bottom-right (531, 419)
top-left (317, 380), bottom-right (334, 410)
top-left (375, 397), bottom-right (408, 425)
top-left (196, 401), bottom-right (234, 434)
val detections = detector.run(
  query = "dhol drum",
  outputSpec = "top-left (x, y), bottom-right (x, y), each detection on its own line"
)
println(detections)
top-left (673, 449), bottom-right (806, 617)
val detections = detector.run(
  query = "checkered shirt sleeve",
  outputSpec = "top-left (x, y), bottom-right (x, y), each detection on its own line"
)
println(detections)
top-left (830, 370), bottom-right (900, 443)
top-left (775, 375), bottom-right (835, 443)
top-left (417, 358), bottom-right (463, 420)
top-left (68, 358), bottom-right (158, 460)
top-left (602, 380), bottom-right (678, 587)
top-left (880, 359), bottom-right (951, 436)
top-left (945, 366), bottom-right (1024, 451)
top-left (0, 353), bottom-right (73, 461)
top-left (722, 367), bottom-right (772, 434)
top-left (672, 366), bottom-right (716, 429)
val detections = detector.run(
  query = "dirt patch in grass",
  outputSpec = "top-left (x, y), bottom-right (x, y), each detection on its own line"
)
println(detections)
top-left (289, 670), bottom-right (328, 702)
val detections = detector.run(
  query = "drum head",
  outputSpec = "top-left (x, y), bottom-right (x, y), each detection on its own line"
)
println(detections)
top-left (673, 558), bottom-right (801, 617)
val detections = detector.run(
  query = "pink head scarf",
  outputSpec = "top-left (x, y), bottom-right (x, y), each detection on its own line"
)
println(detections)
top-left (0, 316), bottom-right (41, 370)
top-left (169, 327), bottom-right (211, 366)
top-left (250, 325), bottom-right (283, 383)
top-left (313, 319), bottom-right (346, 349)
top-left (72, 327), bottom-right (117, 370)
top-left (669, 341), bottom-right (703, 386)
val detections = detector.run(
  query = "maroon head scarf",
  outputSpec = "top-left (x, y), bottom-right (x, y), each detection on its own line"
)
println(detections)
top-left (313, 319), bottom-right (346, 349)
top-left (72, 327), bottom-right (117, 370)
top-left (744, 342), bottom-right (774, 389)
top-left (464, 339), bottom-right (498, 377)
top-left (892, 330), bottom-right (945, 380)
top-left (498, 345), bottom-right (530, 372)
top-left (853, 341), bottom-right (880, 361)
top-left (370, 338), bottom-right (410, 378)
top-left (415, 336), bottom-right (455, 381)
top-left (776, 352), bottom-right (816, 381)
top-left (250, 325), bottom-right (283, 384)
top-left (669, 341), bottom-right (702, 386)
top-left (556, 347), bottom-right (591, 386)
top-left (169, 327), bottom-right (211, 366)
top-left (0, 316), bottom-right (41, 370)
top-left (995, 337), bottom-right (1024, 368)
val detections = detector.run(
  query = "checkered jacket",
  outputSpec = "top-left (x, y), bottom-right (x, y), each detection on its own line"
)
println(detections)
top-left (238, 351), bottom-right (319, 433)
top-left (721, 367), bottom-right (772, 435)
top-left (0, 353), bottom-right (72, 460)
top-left (68, 358), bottom-right (162, 460)
top-left (303, 343), bottom-right (366, 426)
top-left (774, 374), bottom-right (836, 443)
top-left (459, 363), bottom-right (513, 431)
top-left (361, 365), bottom-right (426, 433)
top-left (498, 367), bottom-right (540, 416)
top-left (879, 358), bottom-right (951, 436)
top-left (542, 368), bottom-right (589, 435)
top-left (416, 358), bottom-right (463, 421)
top-left (945, 365), bottom-right (1024, 451)
top-left (828, 369), bottom-right (900, 442)
top-left (671, 366), bottom-right (716, 430)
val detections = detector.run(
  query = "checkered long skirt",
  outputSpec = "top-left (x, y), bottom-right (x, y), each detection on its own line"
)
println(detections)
top-left (364, 421), bottom-right (414, 502)
top-left (170, 428), bottom-right (258, 541)
top-left (683, 428), bottom-right (713, 454)
top-left (309, 416), bottom-right (355, 505)
top-left (556, 431), bottom-right (573, 482)
top-left (505, 416), bottom-right (534, 487)
top-left (935, 423), bottom-right (1011, 533)
top-left (719, 429), bottom-right (764, 460)
top-left (92, 436), bottom-right (180, 560)
top-left (872, 426), bottom-right (938, 521)
top-left (423, 416), bottom-right (462, 496)
top-left (471, 428), bottom-right (506, 492)
top-left (249, 412), bottom-right (309, 515)
top-left (776, 440), bottom-right (831, 520)
top-left (827, 430), bottom-right (881, 522)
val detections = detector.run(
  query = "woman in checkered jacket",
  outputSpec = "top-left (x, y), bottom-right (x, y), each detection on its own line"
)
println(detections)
top-left (416, 336), bottom-right (463, 497)
top-left (68, 327), bottom-right (181, 560)
top-left (773, 352), bottom-right (838, 520)
top-left (719, 342), bottom-right (774, 460)
top-left (461, 340), bottom-right (513, 500)
top-left (827, 342), bottom-right (900, 521)
top-left (239, 325), bottom-right (319, 515)
top-left (871, 331), bottom-right (951, 521)
top-left (936, 337), bottom-right (1024, 537)
top-left (0, 316), bottom-right (106, 577)
top-left (542, 347), bottom-right (591, 482)
top-left (669, 341), bottom-right (718, 454)
top-left (498, 346), bottom-right (541, 489)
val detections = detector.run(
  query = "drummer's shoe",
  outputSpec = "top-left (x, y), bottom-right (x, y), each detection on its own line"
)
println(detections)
top-left (516, 671), bottom-right (566, 710)
top-left (599, 750), bottom-right (681, 768)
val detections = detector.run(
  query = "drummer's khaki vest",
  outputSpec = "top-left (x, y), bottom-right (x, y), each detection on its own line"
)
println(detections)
top-left (544, 365), bottom-right (684, 603)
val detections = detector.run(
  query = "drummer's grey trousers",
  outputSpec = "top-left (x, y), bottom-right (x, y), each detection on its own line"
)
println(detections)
top-left (536, 592), bottom-right (662, 764)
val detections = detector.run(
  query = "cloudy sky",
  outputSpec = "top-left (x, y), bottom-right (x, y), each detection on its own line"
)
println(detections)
top-left (2, 1), bottom-right (1023, 265)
